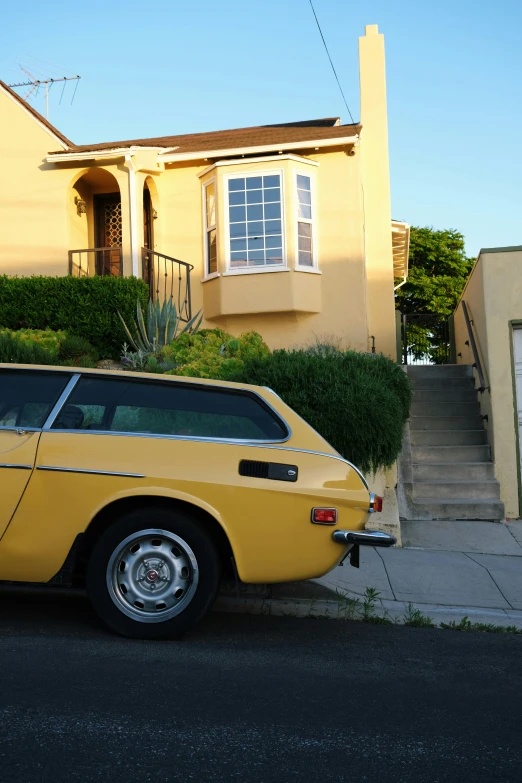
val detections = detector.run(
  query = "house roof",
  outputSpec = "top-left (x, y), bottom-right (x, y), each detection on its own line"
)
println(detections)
top-left (48, 117), bottom-right (360, 157)
top-left (0, 80), bottom-right (74, 149)
top-left (1, 80), bottom-right (360, 160)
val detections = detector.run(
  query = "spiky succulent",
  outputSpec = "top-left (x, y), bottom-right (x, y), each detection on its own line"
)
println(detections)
top-left (118, 298), bottom-right (202, 352)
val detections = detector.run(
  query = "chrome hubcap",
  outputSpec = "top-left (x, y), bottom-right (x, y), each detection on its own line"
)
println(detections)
top-left (106, 528), bottom-right (199, 623)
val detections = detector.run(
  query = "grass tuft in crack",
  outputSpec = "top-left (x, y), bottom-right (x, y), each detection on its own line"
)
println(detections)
top-left (440, 616), bottom-right (522, 634)
top-left (403, 604), bottom-right (436, 628)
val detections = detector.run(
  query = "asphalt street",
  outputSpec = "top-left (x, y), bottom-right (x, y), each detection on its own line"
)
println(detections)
top-left (0, 586), bottom-right (521, 783)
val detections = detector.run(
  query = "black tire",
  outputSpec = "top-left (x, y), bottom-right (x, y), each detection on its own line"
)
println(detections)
top-left (86, 506), bottom-right (221, 640)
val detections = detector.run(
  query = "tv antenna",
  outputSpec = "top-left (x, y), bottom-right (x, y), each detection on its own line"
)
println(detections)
top-left (8, 61), bottom-right (81, 121)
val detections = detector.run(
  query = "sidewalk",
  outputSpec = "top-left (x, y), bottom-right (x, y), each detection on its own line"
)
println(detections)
top-left (215, 520), bottom-right (522, 629)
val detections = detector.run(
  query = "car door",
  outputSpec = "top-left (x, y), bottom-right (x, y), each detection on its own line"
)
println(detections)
top-left (0, 369), bottom-right (73, 539)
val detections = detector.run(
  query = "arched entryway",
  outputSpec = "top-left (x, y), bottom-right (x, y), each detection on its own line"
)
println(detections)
top-left (69, 168), bottom-right (123, 277)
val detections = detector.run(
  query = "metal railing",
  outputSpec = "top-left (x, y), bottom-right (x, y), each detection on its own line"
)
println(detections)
top-left (69, 247), bottom-right (123, 278)
top-left (401, 313), bottom-right (451, 365)
top-left (461, 301), bottom-right (488, 392)
top-left (142, 248), bottom-right (193, 322)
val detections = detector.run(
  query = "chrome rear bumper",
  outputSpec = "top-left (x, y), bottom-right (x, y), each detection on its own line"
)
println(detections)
top-left (332, 529), bottom-right (396, 547)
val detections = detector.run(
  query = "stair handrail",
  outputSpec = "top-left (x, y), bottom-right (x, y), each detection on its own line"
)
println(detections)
top-left (461, 300), bottom-right (488, 393)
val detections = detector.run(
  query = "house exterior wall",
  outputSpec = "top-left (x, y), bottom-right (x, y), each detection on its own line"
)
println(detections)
top-left (454, 248), bottom-right (522, 518)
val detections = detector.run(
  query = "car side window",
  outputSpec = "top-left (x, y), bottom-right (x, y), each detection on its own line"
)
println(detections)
top-left (52, 376), bottom-right (288, 441)
top-left (0, 371), bottom-right (71, 429)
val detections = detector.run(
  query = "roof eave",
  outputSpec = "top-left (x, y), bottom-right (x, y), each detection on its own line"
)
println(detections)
top-left (159, 135), bottom-right (359, 163)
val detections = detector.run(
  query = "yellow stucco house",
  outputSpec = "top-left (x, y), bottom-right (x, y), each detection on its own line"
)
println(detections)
top-left (0, 25), bottom-right (408, 539)
top-left (0, 24), bottom-right (408, 359)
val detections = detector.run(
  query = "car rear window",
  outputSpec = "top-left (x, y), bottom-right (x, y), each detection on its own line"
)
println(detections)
top-left (52, 376), bottom-right (289, 441)
top-left (0, 371), bottom-right (71, 429)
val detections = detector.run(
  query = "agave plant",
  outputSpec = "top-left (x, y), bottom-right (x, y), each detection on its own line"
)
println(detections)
top-left (118, 298), bottom-right (202, 352)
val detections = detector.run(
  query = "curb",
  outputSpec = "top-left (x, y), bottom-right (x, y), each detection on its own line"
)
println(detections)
top-left (214, 593), bottom-right (522, 630)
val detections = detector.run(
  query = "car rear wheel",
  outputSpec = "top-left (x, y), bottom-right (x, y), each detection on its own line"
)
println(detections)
top-left (86, 507), bottom-right (221, 639)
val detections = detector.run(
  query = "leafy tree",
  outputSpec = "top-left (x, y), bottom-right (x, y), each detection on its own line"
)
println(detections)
top-left (395, 227), bottom-right (475, 363)
top-left (395, 227), bottom-right (475, 315)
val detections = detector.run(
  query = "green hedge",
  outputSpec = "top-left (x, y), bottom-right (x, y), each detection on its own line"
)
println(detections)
top-left (226, 349), bottom-right (412, 474)
top-left (0, 276), bottom-right (149, 358)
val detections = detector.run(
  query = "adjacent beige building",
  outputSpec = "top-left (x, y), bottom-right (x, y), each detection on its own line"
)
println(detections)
top-left (454, 246), bottom-right (522, 518)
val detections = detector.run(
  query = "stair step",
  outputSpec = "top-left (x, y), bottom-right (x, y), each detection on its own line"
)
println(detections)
top-left (411, 401), bottom-right (480, 417)
top-left (411, 445), bottom-right (491, 463)
top-left (413, 480), bottom-right (500, 500)
top-left (410, 415), bottom-right (484, 431)
top-left (410, 430), bottom-right (488, 446)
top-left (413, 389), bottom-right (479, 403)
top-left (407, 365), bottom-right (473, 379)
top-left (407, 498), bottom-right (505, 521)
top-left (409, 377), bottom-right (476, 390)
top-left (412, 462), bottom-right (495, 481)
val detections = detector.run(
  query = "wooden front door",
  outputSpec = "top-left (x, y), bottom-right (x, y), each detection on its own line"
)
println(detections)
top-left (94, 193), bottom-right (122, 276)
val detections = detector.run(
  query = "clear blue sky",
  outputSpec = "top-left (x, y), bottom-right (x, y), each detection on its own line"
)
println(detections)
top-left (1, 0), bottom-right (521, 256)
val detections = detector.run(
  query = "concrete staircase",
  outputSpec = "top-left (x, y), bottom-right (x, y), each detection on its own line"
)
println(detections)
top-left (398, 365), bottom-right (505, 521)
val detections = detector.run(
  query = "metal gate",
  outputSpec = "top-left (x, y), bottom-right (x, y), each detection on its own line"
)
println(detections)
top-left (399, 313), bottom-right (454, 366)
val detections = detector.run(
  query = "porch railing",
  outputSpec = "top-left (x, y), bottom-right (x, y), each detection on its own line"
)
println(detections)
top-left (142, 248), bottom-right (193, 322)
top-left (69, 247), bottom-right (123, 278)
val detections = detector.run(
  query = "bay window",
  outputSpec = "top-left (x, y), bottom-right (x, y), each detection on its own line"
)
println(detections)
top-left (296, 173), bottom-right (314, 268)
top-left (204, 180), bottom-right (217, 275)
top-left (227, 173), bottom-right (284, 269)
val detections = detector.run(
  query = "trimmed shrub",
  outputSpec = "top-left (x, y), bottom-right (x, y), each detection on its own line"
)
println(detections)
top-left (0, 276), bottom-right (149, 358)
top-left (164, 329), bottom-right (270, 379)
top-left (226, 349), bottom-right (412, 474)
top-left (0, 328), bottom-right (65, 358)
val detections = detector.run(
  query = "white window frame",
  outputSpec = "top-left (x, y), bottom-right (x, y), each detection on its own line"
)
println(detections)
top-left (294, 169), bottom-right (319, 272)
top-left (223, 168), bottom-right (286, 276)
top-left (202, 178), bottom-right (219, 281)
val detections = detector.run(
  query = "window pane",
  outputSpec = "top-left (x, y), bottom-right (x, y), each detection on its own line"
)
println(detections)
top-left (264, 188), bottom-right (280, 202)
top-left (297, 174), bottom-right (310, 190)
top-left (227, 174), bottom-right (283, 269)
top-left (246, 189), bottom-right (263, 204)
top-left (298, 235), bottom-right (312, 252)
top-left (298, 251), bottom-right (313, 267)
top-left (229, 206), bottom-right (246, 223)
top-left (246, 176), bottom-right (262, 190)
top-left (297, 188), bottom-right (311, 206)
top-left (298, 222), bottom-right (312, 238)
top-left (230, 251), bottom-right (248, 267)
top-left (298, 204), bottom-right (312, 220)
top-left (265, 235), bottom-right (281, 249)
top-left (247, 204), bottom-right (263, 221)
top-left (229, 190), bottom-right (245, 206)
top-left (247, 221), bottom-right (264, 236)
top-left (229, 178), bottom-right (245, 191)
top-left (248, 237), bottom-right (264, 250)
top-left (230, 222), bottom-right (246, 238)
top-left (0, 371), bottom-right (71, 428)
top-left (205, 182), bottom-right (216, 227)
top-left (207, 229), bottom-right (217, 274)
top-left (53, 377), bottom-right (288, 440)
top-left (230, 238), bottom-right (247, 252)
top-left (265, 220), bottom-right (281, 236)
top-left (264, 202), bottom-right (281, 220)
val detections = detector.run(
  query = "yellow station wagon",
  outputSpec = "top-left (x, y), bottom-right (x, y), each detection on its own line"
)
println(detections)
top-left (0, 365), bottom-right (394, 639)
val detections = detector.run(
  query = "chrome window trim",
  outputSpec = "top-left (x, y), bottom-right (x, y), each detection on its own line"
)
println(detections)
top-left (36, 466), bottom-right (146, 479)
top-left (42, 374), bottom-right (81, 430)
top-left (0, 463), bottom-right (33, 470)
top-left (0, 426), bottom-right (41, 433)
top-left (39, 427), bottom-right (368, 487)
top-left (42, 373), bottom-right (291, 444)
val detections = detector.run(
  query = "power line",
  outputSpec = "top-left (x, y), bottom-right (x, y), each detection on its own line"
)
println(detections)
top-left (307, 0), bottom-right (355, 124)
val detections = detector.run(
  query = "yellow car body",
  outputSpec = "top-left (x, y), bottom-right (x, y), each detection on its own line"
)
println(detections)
top-left (0, 364), bottom-right (392, 638)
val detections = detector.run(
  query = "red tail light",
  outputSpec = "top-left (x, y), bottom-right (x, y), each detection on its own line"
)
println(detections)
top-left (311, 508), bottom-right (338, 525)
top-left (370, 494), bottom-right (383, 513)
